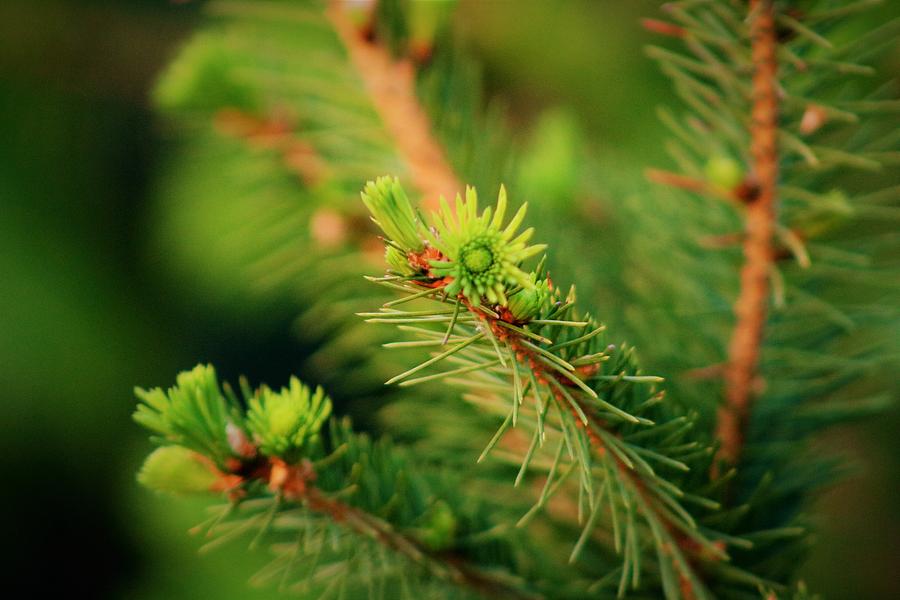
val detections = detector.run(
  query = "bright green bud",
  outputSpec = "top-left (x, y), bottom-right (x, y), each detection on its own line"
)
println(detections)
top-left (414, 501), bottom-right (458, 551)
top-left (133, 364), bottom-right (238, 471)
top-left (461, 243), bottom-right (494, 273)
top-left (138, 446), bottom-right (218, 495)
top-left (507, 274), bottom-right (552, 321)
top-left (246, 378), bottom-right (332, 463)
top-left (705, 156), bottom-right (744, 190)
top-left (361, 176), bottom-right (425, 253)
top-left (427, 185), bottom-right (546, 307)
top-left (385, 245), bottom-right (415, 275)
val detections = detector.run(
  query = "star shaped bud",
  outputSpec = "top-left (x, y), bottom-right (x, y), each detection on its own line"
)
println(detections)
top-left (427, 185), bottom-right (546, 307)
top-left (507, 272), bottom-right (552, 322)
top-left (246, 378), bottom-right (332, 464)
top-left (361, 176), bottom-right (425, 253)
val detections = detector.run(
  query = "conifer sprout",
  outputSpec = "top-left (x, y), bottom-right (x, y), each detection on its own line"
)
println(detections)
top-left (704, 155), bottom-right (744, 191)
top-left (133, 364), bottom-right (244, 471)
top-left (246, 378), bottom-right (332, 463)
top-left (363, 175), bottom-right (546, 307)
top-left (137, 446), bottom-right (220, 495)
top-left (428, 186), bottom-right (546, 307)
top-left (507, 272), bottom-right (553, 322)
top-left (362, 177), bottom-right (729, 598)
top-left (134, 0), bottom-right (899, 597)
top-left (361, 176), bottom-right (426, 254)
top-left (134, 365), bottom-right (541, 600)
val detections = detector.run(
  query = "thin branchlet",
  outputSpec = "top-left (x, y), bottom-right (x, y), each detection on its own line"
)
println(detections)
top-left (363, 179), bottom-right (724, 599)
top-left (715, 0), bottom-right (780, 472)
top-left (326, 0), bottom-right (461, 210)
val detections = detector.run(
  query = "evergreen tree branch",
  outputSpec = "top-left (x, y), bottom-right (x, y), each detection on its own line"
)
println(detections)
top-left (138, 1), bottom-right (898, 596)
top-left (326, 0), bottom-right (462, 209)
top-left (714, 0), bottom-right (779, 471)
top-left (135, 365), bottom-right (542, 600)
top-left (640, 1), bottom-right (897, 592)
top-left (147, 0), bottom-right (480, 398)
top-left (472, 299), bottom-right (718, 600)
top-left (359, 178), bottom-right (752, 599)
top-left (238, 462), bottom-right (539, 599)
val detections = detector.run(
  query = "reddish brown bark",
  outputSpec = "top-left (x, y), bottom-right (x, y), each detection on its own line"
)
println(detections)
top-left (326, 1), bottom-right (462, 211)
top-left (209, 454), bottom-right (537, 600)
top-left (449, 297), bottom-right (717, 597)
top-left (714, 0), bottom-right (780, 471)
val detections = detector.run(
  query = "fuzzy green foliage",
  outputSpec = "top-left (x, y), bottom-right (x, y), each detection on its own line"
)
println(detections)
top-left (134, 364), bottom-right (245, 471)
top-left (246, 378), bottom-right (331, 462)
top-left (134, 365), bottom-right (545, 599)
top-left (517, 110), bottom-right (582, 202)
top-left (136, 0), bottom-right (898, 598)
top-left (361, 176), bottom-right (425, 253)
top-left (138, 445), bottom-right (220, 495)
top-left (145, 0), bottom-right (515, 406)
top-left (153, 32), bottom-right (260, 114)
top-left (427, 186), bottom-right (545, 306)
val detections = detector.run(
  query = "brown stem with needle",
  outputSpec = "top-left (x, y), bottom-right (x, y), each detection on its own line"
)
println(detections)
top-left (445, 298), bottom-right (720, 599)
top-left (326, 0), bottom-right (462, 210)
top-left (204, 455), bottom-right (540, 600)
top-left (714, 0), bottom-right (780, 472)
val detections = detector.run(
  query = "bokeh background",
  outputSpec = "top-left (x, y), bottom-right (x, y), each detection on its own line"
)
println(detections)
top-left (1, 1), bottom-right (897, 598)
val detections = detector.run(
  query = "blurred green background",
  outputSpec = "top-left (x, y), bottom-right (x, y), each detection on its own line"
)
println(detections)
top-left (0, 1), bottom-right (896, 598)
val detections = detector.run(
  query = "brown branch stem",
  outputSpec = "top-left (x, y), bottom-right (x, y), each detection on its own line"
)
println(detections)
top-left (714, 0), bottom-right (780, 471)
top-left (326, 1), bottom-right (462, 210)
top-left (304, 488), bottom-right (536, 599)
top-left (461, 305), bottom-right (714, 598)
top-left (219, 456), bottom-right (539, 600)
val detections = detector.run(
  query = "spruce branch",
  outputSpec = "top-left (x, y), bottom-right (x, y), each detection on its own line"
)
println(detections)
top-left (715, 0), bottom-right (780, 471)
top-left (134, 365), bottom-right (541, 600)
top-left (327, 0), bottom-right (462, 210)
top-left (137, 0), bottom-right (898, 596)
top-left (359, 177), bottom-right (768, 599)
top-left (147, 0), bottom-right (494, 400)
top-left (639, 0), bottom-right (897, 591)
top-left (644, 0), bottom-right (898, 477)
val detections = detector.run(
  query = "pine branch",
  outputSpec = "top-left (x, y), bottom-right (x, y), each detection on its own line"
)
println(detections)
top-left (135, 365), bottom-right (541, 600)
top-left (147, 1), bottom-right (509, 401)
top-left (147, 0), bottom-right (477, 399)
top-left (326, 0), bottom-right (461, 209)
top-left (644, 1), bottom-right (898, 478)
top-left (714, 0), bottom-right (780, 471)
top-left (138, 1), bottom-right (898, 596)
top-left (246, 466), bottom-right (535, 599)
top-left (638, 0), bottom-right (897, 591)
top-left (358, 177), bottom-right (760, 599)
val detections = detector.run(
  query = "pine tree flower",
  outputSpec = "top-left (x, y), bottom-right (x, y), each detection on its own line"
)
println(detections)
top-left (427, 185), bottom-right (546, 306)
top-left (246, 378), bottom-right (332, 463)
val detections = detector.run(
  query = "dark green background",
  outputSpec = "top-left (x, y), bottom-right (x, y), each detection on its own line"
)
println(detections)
top-left (0, 1), bottom-right (896, 598)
